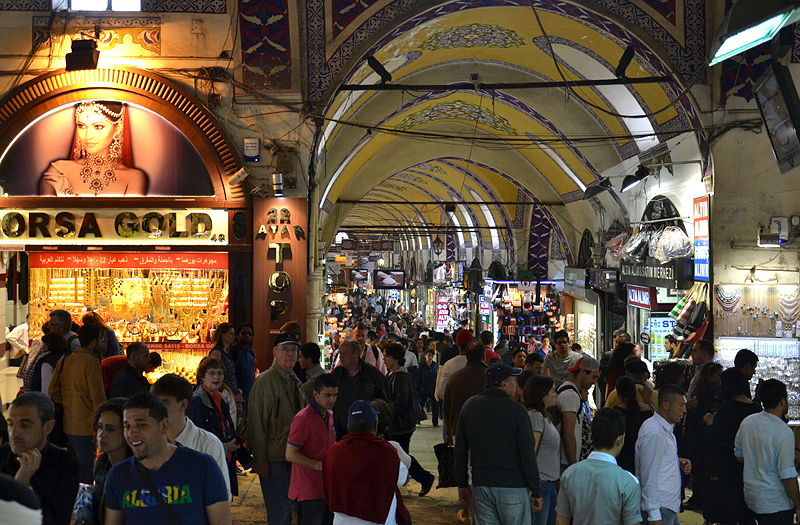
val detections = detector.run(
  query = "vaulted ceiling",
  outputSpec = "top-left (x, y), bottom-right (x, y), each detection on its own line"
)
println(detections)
top-left (314, 0), bottom-right (707, 261)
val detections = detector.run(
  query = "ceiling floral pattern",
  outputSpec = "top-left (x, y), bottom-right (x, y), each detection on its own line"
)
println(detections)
top-left (419, 23), bottom-right (526, 50)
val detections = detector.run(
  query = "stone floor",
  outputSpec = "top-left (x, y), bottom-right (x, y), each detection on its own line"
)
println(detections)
top-left (232, 416), bottom-right (706, 524)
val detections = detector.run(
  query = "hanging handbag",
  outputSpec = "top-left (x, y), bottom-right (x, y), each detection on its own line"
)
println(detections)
top-left (135, 460), bottom-right (184, 525)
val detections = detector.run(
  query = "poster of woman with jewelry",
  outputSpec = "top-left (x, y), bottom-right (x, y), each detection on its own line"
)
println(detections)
top-left (0, 99), bottom-right (214, 197)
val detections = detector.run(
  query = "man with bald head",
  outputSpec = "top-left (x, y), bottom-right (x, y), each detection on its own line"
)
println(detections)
top-left (330, 338), bottom-right (390, 439)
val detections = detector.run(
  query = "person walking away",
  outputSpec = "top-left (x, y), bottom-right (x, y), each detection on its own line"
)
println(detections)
top-left (247, 335), bottom-right (307, 525)
top-left (524, 375), bottom-right (561, 525)
top-left (703, 368), bottom-right (759, 525)
top-left (735, 379), bottom-right (800, 525)
top-left (383, 342), bottom-right (435, 497)
top-left (151, 373), bottom-right (231, 500)
top-left (48, 323), bottom-right (107, 483)
top-left (107, 342), bottom-right (152, 399)
top-left (286, 373), bottom-right (338, 525)
top-left (442, 340), bottom-right (487, 444)
top-left (542, 330), bottom-right (581, 387)
top-left (0, 392), bottom-right (79, 525)
top-left (29, 332), bottom-right (68, 394)
top-left (103, 392), bottom-right (231, 525)
top-left (322, 400), bottom-right (410, 525)
top-left (455, 362), bottom-right (542, 525)
top-left (555, 408), bottom-right (642, 525)
top-left (635, 383), bottom-right (692, 525)
top-left (684, 361), bottom-right (722, 510)
top-left (47, 309), bottom-right (80, 352)
top-left (611, 376), bottom-right (653, 475)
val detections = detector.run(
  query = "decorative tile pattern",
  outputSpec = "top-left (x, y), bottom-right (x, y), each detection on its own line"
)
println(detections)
top-left (394, 172), bottom-right (428, 184)
top-left (143, 0), bottom-right (224, 12)
top-left (331, 0), bottom-right (383, 39)
top-left (719, 44), bottom-right (772, 103)
top-left (528, 205), bottom-right (551, 277)
top-left (550, 231), bottom-right (568, 261)
top-left (0, 0), bottom-right (47, 10)
top-left (420, 23), bottom-right (526, 50)
top-left (308, 0), bottom-right (708, 105)
top-left (395, 100), bottom-right (517, 134)
top-left (33, 15), bottom-right (161, 55)
top-left (378, 181), bottom-right (406, 191)
top-left (240, 0), bottom-right (292, 90)
top-left (412, 162), bottom-right (446, 174)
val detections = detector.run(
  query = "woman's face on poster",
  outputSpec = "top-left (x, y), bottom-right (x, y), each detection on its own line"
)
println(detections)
top-left (76, 111), bottom-right (117, 155)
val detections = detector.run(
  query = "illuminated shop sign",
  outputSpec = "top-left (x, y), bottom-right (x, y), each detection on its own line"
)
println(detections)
top-left (0, 209), bottom-right (228, 245)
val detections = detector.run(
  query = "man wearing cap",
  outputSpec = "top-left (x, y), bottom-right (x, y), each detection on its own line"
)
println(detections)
top-left (455, 362), bottom-right (542, 525)
top-left (247, 334), bottom-right (308, 525)
top-left (543, 330), bottom-right (582, 387)
top-left (330, 338), bottom-right (390, 440)
top-left (558, 356), bottom-right (601, 467)
top-left (323, 400), bottom-right (410, 525)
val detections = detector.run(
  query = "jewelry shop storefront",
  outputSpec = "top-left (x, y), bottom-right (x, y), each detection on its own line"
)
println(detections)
top-left (0, 67), bottom-right (298, 390)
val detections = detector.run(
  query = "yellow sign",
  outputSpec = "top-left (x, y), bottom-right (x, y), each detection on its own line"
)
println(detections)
top-left (0, 209), bottom-right (228, 245)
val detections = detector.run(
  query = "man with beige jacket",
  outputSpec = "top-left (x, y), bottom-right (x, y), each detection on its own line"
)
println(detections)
top-left (48, 323), bottom-right (106, 484)
top-left (247, 333), bottom-right (307, 525)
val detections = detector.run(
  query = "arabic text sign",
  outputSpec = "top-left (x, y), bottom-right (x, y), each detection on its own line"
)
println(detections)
top-left (29, 251), bottom-right (228, 270)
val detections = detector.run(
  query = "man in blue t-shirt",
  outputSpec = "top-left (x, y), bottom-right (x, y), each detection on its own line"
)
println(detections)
top-left (104, 392), bottom-right (231, 525)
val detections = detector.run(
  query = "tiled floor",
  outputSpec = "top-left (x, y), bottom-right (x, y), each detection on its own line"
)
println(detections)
top-left (233, 416), bottom-right (706, 524)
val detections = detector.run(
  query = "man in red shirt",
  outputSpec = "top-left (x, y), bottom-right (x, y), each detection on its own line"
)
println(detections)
top-left (480, 330), bottom-right (502, 363)
top-left (286, 373), bottom-right (338, 525)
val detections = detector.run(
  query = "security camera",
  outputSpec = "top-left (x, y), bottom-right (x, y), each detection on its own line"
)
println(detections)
top-left (229, 167), bottom-right (249, 185)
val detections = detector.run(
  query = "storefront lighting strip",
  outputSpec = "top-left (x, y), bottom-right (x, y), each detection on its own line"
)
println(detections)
top-left (485, 279), bottom-right (562, 284)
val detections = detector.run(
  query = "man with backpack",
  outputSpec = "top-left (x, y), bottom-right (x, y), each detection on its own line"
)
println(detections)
top-left (557, 356), bottom-right (601, 468)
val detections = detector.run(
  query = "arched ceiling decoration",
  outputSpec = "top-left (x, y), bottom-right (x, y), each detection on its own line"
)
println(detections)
top-left (315, 0), bottom-right (710, 262)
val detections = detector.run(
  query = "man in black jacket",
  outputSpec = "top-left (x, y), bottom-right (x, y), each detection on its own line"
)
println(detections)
top-left (0, 392), bottom-right (79, 525)
top-left (330, 338), bottom-right (390, 439)
top-left (455, 362), bottom-right (542, 525)
top-left (108, 342), bottom-right (151, 399)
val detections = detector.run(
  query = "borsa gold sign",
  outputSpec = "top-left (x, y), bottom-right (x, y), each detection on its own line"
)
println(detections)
top-left (0, 209), bottom-right (229, 245)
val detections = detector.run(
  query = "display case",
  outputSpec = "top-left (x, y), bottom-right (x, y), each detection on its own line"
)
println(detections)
top-left (716, 336), bottom-right (800, 421)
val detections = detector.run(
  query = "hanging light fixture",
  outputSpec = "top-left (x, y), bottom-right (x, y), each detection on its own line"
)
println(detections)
top-left (709, 0), bottom-right (800, 66)
top-left (432, 235), bottom-right (444, 255)
top-left (621, 165), bottom-right (651, 192)
top-left (583, 178), bottom-right (612, 200)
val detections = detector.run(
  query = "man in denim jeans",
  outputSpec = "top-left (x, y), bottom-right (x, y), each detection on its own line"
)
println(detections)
top-left (454, 362), bottom-right (542, 525)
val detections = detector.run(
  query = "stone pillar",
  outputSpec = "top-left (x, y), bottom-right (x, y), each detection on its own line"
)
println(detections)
top-left (307, 267), bottom-right (324, 344)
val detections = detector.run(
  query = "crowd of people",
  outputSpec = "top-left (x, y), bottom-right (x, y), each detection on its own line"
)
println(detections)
top-left (1, 304), bottom-right (798, 525)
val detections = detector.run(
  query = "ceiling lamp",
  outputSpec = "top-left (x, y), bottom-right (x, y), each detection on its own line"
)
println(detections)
top-left (709, 0), bottom-right (800, 66)
top-left (621, 165), bottom-right (651, 192)
top-left (65, 39), bottom-right (100, 71)
top-left (583, 178), bottom-right (612, 200)
top-left (432, 235), bottom-right (444, 255)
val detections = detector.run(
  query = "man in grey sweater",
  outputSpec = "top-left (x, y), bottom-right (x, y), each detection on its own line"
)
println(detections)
top-left (454, 362), bottom-right (542, 525)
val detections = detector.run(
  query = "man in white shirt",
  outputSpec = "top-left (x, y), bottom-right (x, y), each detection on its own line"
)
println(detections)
top-left (151, 373), bottom-right (232, 499)
top-left (6, 314), bottom-right (29, 359)
top-left (635, 383), bottom-right (692, 525)
top-left (558, 356), bottom-right (600, 467)
top-left (735, 379), bottom-right (800, 525)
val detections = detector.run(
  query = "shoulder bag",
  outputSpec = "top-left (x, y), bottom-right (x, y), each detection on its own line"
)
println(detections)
top-left (134, 459), bottom-right (184, 525)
